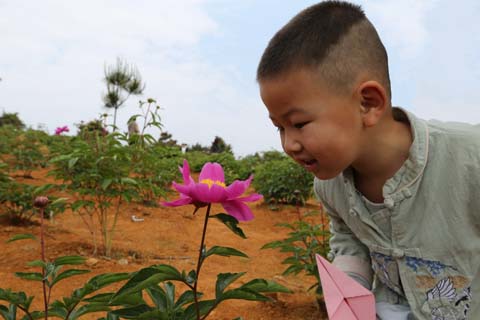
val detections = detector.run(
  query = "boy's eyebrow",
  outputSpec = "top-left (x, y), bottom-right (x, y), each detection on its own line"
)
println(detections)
top-left (269, 107), bottom-right (306, 121)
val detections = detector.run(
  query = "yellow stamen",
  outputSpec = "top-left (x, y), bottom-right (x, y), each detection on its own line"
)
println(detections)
top-left (200, 178), bottom-right (226, 189)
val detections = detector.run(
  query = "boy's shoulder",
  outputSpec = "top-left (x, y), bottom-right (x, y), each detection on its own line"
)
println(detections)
top-left (426, 118), bottom-right (480, 157)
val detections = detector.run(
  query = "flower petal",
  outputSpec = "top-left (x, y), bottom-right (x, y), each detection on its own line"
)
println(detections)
top-left (172, 182), bottom-right (194, 197)
top-left (191, 183), bottom-right (226, 203)
top-left (199, 162), bottom-right (225, 183)
top-left (237, 193), bottom-right (263, 202)
top-left (225, 175), bottom-right (253, 199)
top-left (221, 200), bottom-right (254, 221)
top-left (180, 160), bottom-right (194, 185)
top-left (162, 196), bottom-right (193, 207)
top-left (190, 182), bottom-right (212, 203)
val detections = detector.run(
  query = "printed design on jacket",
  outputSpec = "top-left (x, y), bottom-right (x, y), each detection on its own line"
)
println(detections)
top-left (406, 256), bottom-right (454, 276)
top-left (406, 257), bottom-right (471, 320)
top-left (371, 252), bottom-right (405, 296)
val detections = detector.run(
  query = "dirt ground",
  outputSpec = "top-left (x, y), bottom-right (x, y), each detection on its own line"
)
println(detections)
top-left (0, 168), bottom-right (328, 319)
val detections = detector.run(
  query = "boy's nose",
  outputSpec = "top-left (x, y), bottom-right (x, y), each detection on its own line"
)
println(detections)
top-left (282, 132), bottom-right (302, 154)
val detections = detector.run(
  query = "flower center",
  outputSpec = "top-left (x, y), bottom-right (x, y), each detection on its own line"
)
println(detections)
top-left (200, 179), bottom-right (226, 189)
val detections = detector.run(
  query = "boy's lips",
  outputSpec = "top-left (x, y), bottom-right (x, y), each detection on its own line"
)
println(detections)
top-left (297, 158), bottom-right (318, 171)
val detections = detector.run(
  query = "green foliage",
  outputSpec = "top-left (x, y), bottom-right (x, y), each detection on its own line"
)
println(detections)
top-left (209, 136), bottom-right (231, 154)
top-left (0, 126), bottom-right (19, 156)
top-left (261, 210), bottom-right (331, 295)
top-left (103, 58), bottom-right (145, 131)
top-left (49, 133), bottom-right (139, 256)
top-left (1, 240), bottom-right (129, 319)
top-left (0, 183), bottom-right (66, 225)
top-left (127, 99), bottom-right (181, 204)
top-left (235, 154), bottom-right (261, 181)
top-left (185, 143), bottom-right (209, 153)
top-left (0, 112), bottom-right (25, 129)
top-left (102, 208), bottom-right (291, 320)
top-left (253, 157), bottom-right (313, 205)
top-left (77, 119), bottom-right (108, 140)
top-left (10, 129), bottom-right (47, 178)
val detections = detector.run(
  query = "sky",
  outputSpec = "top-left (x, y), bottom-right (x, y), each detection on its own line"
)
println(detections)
top-left (1, 0), bottom-right (479, 157)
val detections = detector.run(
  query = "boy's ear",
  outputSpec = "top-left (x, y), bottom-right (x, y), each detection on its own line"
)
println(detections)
top-left (357, 81), bottom-right (387, 127)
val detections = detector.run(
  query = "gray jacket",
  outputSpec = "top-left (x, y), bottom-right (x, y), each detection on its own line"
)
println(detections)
top-left (314, 108), bottom-right (480, 320)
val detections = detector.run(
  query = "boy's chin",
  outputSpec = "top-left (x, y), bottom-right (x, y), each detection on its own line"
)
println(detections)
top-left (313, 169), bottom-right (342, 180)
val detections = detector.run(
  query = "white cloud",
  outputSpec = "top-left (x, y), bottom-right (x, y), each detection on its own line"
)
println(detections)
top-left (362, 0), bottom-right (438, 59)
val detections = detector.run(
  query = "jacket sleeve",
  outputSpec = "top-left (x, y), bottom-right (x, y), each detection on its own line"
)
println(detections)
top-left (314, 178), bottom-right (373, 288)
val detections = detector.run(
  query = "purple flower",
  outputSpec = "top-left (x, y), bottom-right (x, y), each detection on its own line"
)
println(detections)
top-left (163, 160), bottom-right (262, 221)
top-left (55, 126), bottom-right (69, 135)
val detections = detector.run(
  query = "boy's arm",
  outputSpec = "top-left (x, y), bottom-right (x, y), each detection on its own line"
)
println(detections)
top-left (320, 197), bottom-right (373, 289)
top-left (314, 178), bottom-right (373, 288)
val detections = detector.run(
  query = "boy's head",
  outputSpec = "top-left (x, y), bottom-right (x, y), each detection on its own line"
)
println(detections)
top-left (257, 1), bottom-right (393, 179)
top-left (257, 0), bottom-right (390, 98)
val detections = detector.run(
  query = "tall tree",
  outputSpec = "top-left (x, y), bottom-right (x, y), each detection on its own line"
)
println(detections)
top-left (102, 58), bottom-right (145, 131)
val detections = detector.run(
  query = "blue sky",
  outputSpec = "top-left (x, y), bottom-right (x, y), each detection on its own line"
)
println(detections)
top-left (0, 0), bottom-right (478, 156)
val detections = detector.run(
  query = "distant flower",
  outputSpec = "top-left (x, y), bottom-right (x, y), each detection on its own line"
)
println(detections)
top-left (163, 160), bottom-right (262, 221)
top-left (55, 126), bottom-right (69, 135)
top-left (34, 196), bottom-right (49, 208)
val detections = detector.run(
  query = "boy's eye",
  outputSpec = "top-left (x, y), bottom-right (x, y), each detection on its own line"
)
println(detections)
top-left (273, 125), bottom-right (284, 132)
top-left (294, 122), bottom-right (308, 129)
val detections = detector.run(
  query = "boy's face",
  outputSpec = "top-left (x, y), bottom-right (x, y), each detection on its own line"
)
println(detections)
top-left (259, 68), bottom-right (365, 179)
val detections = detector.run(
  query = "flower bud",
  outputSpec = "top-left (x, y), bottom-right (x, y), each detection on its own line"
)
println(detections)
top-left (34, 196), bottom-right (49, 208)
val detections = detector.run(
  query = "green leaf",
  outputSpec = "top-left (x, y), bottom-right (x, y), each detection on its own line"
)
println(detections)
top-left (240, 279), bottom-right (292, 294)
top-left (183, 300), bottom-right (216, 320)
top-left (6, 234), bottom-right (36, 243)
top-left (220, 288), bottom-right (269, 302)
top-left (174, 290), bottom-right (196, 309)
top-left (261, 241), bottom-right (285, 250)
top-left (110, 304), bottom-right (153, 319)
top-left (215, 273), bottom-right (245, 300)
top-left (50, 197), bottom-right (68, 206)
top-left (210, 213), bottom-right (246, 239)
top-left (120, 178), bottom-right (137, 185)
top-left (26, 260), bottom-right (46, 268)
top-left (69, 304), bottom-right (112, 319)
top-left (113, 265), bottom-right (183, 299)
top-left (53, 256), bottom-right (86, 266)
top-left (14, 272), bottom-right (43, 281)
top-left (68, 157), bottom-right (79, 169)
top-left (205, 246), bottom-right (248, 260)
top-left (101, 179), bottom-right (113, 190)
top-left (50, 269), bottom-right (90, 287)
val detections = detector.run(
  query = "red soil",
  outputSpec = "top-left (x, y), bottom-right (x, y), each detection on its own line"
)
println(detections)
top-left (0, 168), bottom-right (328, 319)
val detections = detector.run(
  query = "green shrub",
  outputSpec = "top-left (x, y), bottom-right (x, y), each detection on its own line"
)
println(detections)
top-left (0, 182), bottom-right (66, 225)
top-left (262, 210), bottom-right (330, 303)
top-left (132, 144), bottom-right (182, 205)
top-left (0, 112), bottom-right (25, 129)
top-left (253, 157), bottom-right (313, 205)
top-left (11, 129), bottom-right (47, 177)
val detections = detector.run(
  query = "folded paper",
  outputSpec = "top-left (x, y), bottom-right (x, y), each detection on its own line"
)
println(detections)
top-left (316, 254), bottom-right (376, 320)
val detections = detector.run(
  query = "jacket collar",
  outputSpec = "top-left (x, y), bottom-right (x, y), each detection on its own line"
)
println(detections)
top-left (342, 107), bottom-right (429, 198)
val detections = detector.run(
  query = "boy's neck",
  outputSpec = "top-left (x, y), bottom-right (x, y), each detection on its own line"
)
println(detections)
top-left (351, 110), bottom-right (413, 202)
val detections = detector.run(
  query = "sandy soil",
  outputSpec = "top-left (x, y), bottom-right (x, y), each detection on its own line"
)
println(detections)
top-left (0, 168), bottom-right (328, 320)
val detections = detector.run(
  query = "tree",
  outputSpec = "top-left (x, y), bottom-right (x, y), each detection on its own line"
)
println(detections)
top-left (102, 58), bottom-right (145, 131)
top-left (0, 112), bottom-right (25, 129)
top-left (209, 136), bottom-right (232, 154)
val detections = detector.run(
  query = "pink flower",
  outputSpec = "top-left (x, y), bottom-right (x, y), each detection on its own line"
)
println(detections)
top-left (163, 160), bottom-right (262, 221)
top-left (55, 126), bottom-right (69, 135)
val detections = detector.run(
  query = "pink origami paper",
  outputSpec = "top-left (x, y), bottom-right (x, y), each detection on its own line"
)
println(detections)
top-left (316, 254), bottom-right (376, 320)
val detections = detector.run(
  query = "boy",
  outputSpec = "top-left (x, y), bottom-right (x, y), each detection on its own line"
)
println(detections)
top-left (257, 1), bottom-right (480, 319)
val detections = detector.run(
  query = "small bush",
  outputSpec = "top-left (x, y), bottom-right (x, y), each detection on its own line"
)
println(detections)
top-left (0, 112), bottom-right (25, 129)
top-left (253, 157), bottom-right (313, 205)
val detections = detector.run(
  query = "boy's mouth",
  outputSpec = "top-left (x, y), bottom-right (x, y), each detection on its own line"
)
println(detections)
top-left (300, 159), bottom-right (317, 170)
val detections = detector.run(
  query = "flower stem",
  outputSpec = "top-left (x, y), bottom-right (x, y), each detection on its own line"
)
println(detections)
top-left (39, 207), bottom-right (48, 320)
top-left (193, 203), bottom-right (211, 320)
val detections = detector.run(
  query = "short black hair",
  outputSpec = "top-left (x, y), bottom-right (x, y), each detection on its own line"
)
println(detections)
top-left (257, 0), bottom-right (391, 98)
